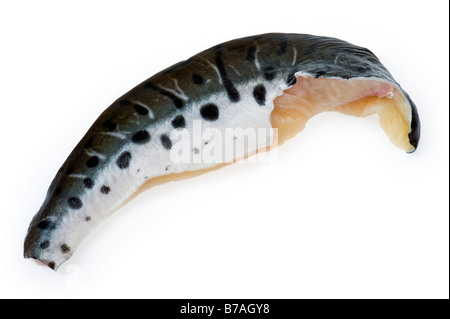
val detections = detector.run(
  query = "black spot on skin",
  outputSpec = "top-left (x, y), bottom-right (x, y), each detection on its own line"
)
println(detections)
top-left (246, 46), bottom-right (256, 62)
top-left (60, 244), bottom-right (70, 254)
top-left (215, 46), bottom-right (240, 102)
top-left (86, 156), bottom-right (99, 168)
top-left (48, 262), bottom-right (56, 270)
top-left (83, 178), bottom-right (94, 189)
top-left (226, 89), bottom-right (240, 103)
top-left (84, 137), bottom-right (93, 148)
top-left (102, 119), bottom-right (117, 131)
top-left (287, 73), bottom-right (297, 86)
top-left (116, 151), bottom-right (131, 169)
top-left (37, 220), bottom-right (56, 230)
top-left (173, 98), bottom-right (183, 109)
top-left (160, 134), bottom-right (172, 150)
top-left (200, 103), bottom-right (219, 121)
top-left (171, 115), bottom-right (186, 128)
top-left (100, 185), bottom-right (111, 195)
top-left (85, 216), bottom-right (91, 222)
top-left (192, 73), bottom-right (204, 85)
top-left (134, 103), bottom-right (149, 115)
top-left (131, 130), bottom-right (151, 144)
top-left (68, 197), bottom-right (83, 210)
top-left (253, 84), bottom-right (266, 106)
top-left (263, 67), bottom-right (276, 81)
top-left (119, 100), bottom-right (131, 107)
top-left (65, 166), bottom-right (75, 175)
top-left (54, 187), bottom-right (62, 196)
top-left (40, 241), bottom-right (50, 249)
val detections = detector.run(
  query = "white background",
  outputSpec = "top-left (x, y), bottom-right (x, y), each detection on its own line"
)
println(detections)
top-left (0, 0), bottom-right (448, 299)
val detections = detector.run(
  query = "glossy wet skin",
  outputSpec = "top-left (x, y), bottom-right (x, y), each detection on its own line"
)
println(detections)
top-left (24, 33), bottom-right (420, 270)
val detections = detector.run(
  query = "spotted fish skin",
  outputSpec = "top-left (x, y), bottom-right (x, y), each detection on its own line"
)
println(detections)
top-left (24, 33), bottom-right (420, 270)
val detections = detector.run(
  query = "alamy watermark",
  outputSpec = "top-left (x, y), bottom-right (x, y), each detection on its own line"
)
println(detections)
top-left (168, 120), bottom-right (278, 165)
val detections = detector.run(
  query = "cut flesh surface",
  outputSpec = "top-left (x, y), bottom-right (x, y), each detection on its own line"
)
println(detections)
top-left (271, 73), bottom-right (414, 152)
top-left (131, 73), bottom-right (415, 200)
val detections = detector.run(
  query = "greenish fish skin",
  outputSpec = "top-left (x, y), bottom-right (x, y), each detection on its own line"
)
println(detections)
top-left (24, 33), bottom-right (420, 270)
